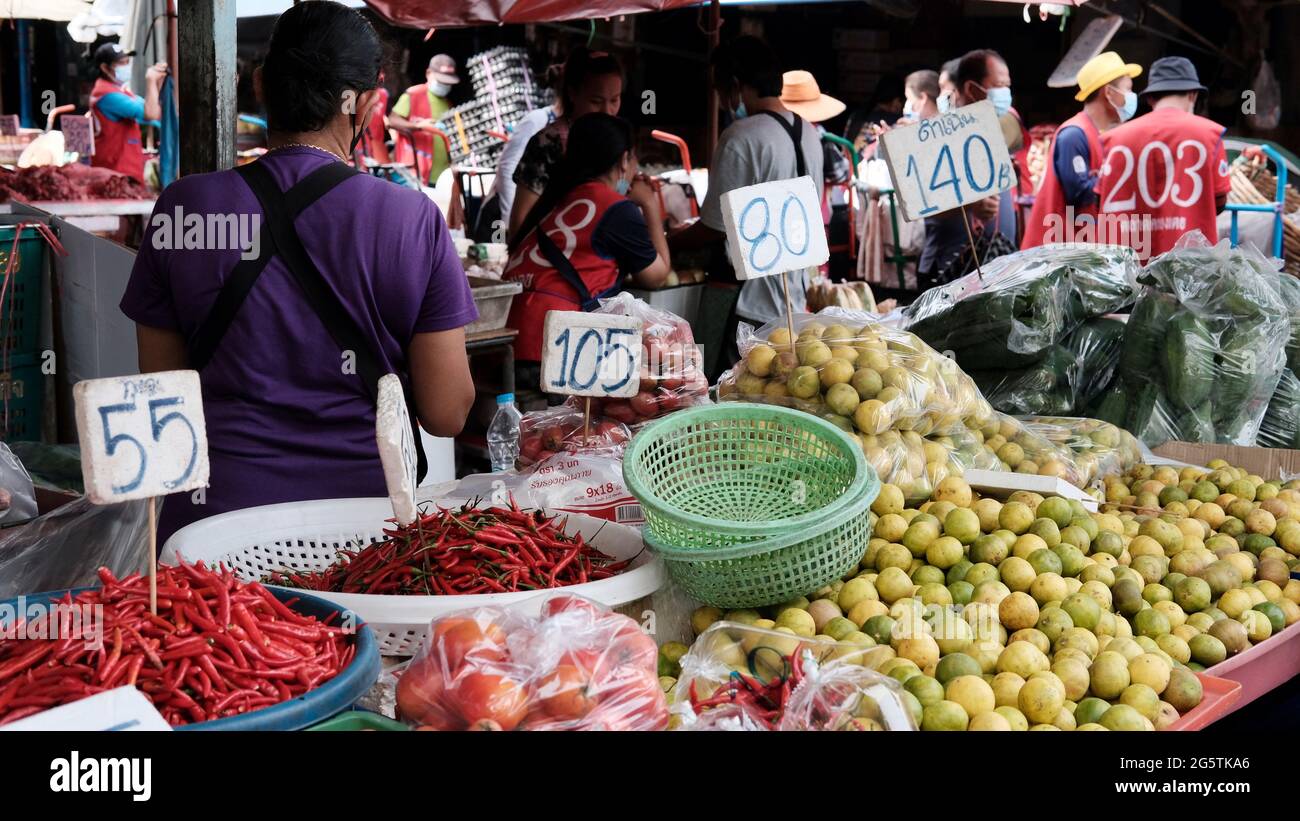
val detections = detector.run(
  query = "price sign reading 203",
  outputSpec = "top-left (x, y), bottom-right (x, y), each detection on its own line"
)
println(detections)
top-left (74, 370), bottom-right (210, 505)
top-left (720, 175), bottom-right (829, 281)
top-left (880, 100), bottom-right (1017, 222)
top-left (541, 311), bottom-right (643, 399)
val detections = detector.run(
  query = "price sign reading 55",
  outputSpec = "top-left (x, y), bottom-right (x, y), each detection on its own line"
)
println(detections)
top-left (720, 175), bottom-right (829, 281)
top-left (74, 370), bottom-right (210, 505)
top-left (541, 311), bottom-right (643, 399)
top-left (879, 100), bottom-right (1016, 222)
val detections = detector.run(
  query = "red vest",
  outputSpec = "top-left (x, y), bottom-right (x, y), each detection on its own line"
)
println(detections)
top-left (394, 84), bottom-right (442, 184)
top-left (89, 77), bottom-right (145, 183)
top-left (504, 182), bottom-right (628, 362)
top-left (1021, 112), bottom-right (1103, 249)
top-left (1096, 107), bottom-right (1231, 260)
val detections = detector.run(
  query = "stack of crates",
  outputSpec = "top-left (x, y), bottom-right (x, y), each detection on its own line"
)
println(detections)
top-left (0, 224), bottom-right (46, 441)
top-left (435, 46), bottom-right (548, 168)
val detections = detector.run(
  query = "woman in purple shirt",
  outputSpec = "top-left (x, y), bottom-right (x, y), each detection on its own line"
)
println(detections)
top-left (121, 1), bottom-right (477, 543)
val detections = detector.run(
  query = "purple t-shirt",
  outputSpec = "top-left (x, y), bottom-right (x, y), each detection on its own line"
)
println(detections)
top-left (121, 147), bottom-right (477, 542)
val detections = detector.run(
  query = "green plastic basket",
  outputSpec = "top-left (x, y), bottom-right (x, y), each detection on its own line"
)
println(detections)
top-left (623, 403), bottom-right (879, 608)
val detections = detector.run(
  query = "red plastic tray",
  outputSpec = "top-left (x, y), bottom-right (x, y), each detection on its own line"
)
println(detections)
top-left (1165, 673), bottom-right (1242, 731)
top-left (1203, 620), bottom-right (1300, 716)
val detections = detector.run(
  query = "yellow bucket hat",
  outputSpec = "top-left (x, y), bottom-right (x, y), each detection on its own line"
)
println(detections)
top-left (1074, 51), bottom-right (1143, 101)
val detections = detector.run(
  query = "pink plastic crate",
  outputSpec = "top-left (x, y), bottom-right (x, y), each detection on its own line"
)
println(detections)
top-left (1203, 620), bottom-right (1300, 716)
top-left (1166, 673), bottom-right (1241, 731)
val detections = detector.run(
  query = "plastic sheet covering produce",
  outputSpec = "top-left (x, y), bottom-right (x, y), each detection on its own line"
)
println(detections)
top-left (717, 309), bottom-right (1085, 497)
top-left (669, 621), bottom-right (914, 731)
top-left (1116, 234), bottom-right (1291, 447)
top-left (1064, 317), bottom-right (1126, 409)
top-left (1018, 416), bottom-right (1141, 486)
top-left (1258, 369), bottom-right (1300, 450)
top-left (1277, 273), bottom-right (1300, 373)
top-left (969, 345), bottom-right (1077, 417)
top-left (905, 244), bottom-right (1138, 369)
top-left (0, 496), bottom-right (148, 598)
top-left (0, 442), bottom-right (37, 525)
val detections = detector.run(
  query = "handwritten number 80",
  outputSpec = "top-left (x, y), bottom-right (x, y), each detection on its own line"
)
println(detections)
top-left (738, 193), bottom-right (809, 274)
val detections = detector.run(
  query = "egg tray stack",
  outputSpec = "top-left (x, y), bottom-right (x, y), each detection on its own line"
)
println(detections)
top-left (434, 47), bottom-right (549, 167)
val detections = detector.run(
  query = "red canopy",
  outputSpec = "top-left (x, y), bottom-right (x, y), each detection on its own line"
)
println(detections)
top-left (363, 0), bottom-right (703, 28)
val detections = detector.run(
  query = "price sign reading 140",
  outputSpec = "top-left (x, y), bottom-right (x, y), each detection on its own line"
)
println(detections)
top-left (541, 311), bottom-right (642, 399)
top-left (720, 175), bottom-right (829, 281)
top-left (880, 100), bottom-right (1017, 222)
top-left (74, 370), bottom-right (210, 505)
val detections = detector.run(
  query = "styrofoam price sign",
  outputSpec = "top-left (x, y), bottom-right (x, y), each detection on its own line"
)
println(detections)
top-left (376, 373), bottom-right (419, 525)
top-left (541, 311), bottom-right (642, 399)
top-left (74, 370), bottom-right (209, 505)
top-left (61, 114), bottom-right (94, 158)
top-left (720, 175), bottom-right (829, 280)
top-left (879, 100), bottom-right (1016, 222)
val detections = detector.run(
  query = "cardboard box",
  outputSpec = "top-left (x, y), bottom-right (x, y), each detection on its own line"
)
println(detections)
top-left (1152, 442), bottom-right (1300, 478)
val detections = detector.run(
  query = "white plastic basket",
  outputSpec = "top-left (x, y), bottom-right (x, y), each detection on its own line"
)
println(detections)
top-left (161, 497), bottom-right (665, 656)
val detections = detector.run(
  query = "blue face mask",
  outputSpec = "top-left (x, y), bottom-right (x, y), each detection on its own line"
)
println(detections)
top-left (734, 102), bottom-right (748, 120)
top-left (937, 93), bottom-right (951, 114)
top-left (985, 86), bottom-right (1013, 117)
top-left (903, 100), bottom-right (915, 119)
top-left (1117, 89), bottom-right (1138, 122)
top-left (615, 177), bottom-right (631, 196)
top-left (114, 65), bottom-right (131, 86)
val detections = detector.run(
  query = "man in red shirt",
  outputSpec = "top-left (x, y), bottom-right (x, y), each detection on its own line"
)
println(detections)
top-left (1095, 57), bottom-right (1230, 260)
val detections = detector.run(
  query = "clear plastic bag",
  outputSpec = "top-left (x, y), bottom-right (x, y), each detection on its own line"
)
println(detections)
top-left (1258, 369), bottom-right (1300, 450)
top-left (1018, 416), bottom-right (1141, 486)
top-left (518, 405), bottom-right (631, 467)
top-left (578, 292), bottom-right (709, 426)
top-left (395, 594), bottom-right (668, 731)
top-left (969, 345), bottom-right (1077, 417)
top-left (1276, 273), bottom-right (1300, 374)
top-left (905, 244), bottom-right (1138, 367)
top-left (443, 449), bottom-right (644, 525)
top-left (0, 442), bottom-right (36, 524)
top-left (778, 659), bottom-right (916, 731)
top-left (1117, 235), bottom-right (1291, 446)
top-left (0, 495), bottom-right (148, 598)
top-left (669, 621), bottom-right (913, 731)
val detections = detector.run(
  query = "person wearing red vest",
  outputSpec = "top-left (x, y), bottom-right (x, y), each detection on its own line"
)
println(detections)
top-left (88, 42), bottom-right (167, 184)
top-left (390, 54), bottom-right (459, 185)
top-left (1022, 51), bottom-right (1142, 249)
top-left (503, 114), bottom-right (669, 378)
top-left (1096, 57), bottom-right (1231, 261)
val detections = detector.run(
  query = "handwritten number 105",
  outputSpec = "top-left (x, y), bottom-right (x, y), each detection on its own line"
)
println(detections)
top-left (739, 193), bottom-right (810, 273)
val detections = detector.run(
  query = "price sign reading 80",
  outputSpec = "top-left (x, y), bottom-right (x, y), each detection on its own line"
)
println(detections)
top-left (74, 370), bottom-right (210, 505)
top-left (880, 100), bottom-right (1017, 222)
top-left (541, 311), bottom-right (643, 399)
top-left (721, 176), bottom-right (829, 281)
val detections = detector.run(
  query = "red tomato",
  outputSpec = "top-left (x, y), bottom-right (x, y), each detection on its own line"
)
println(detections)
top-left (542, 594), bottom-right (601, 619)
top-left (590, 670), bottom-right (669, 731)
top-left (655, 388), bottom-right (681, 413)
top-left (541, 424), bottom-right (565, 451)
top-left (558, 648), bottom-right (613, 682)
top-left (396, 662), bottom-right (462, 728)
top-left (608, 623), bottom-right (659, 673)
top-left (432, 618), bottom-right (508, 672)
top-left (535, 664), bottom-right (597, 721)
top-left (520, 433), bottom-right (544, 462)
top-left (630, 391), bottom-right (658, 418)
top-left (451, 672), bottom-right (530, 731)
top-left (602, 400), bottom-right (637, 424)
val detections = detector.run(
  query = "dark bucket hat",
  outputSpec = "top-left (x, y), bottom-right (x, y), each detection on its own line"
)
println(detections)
top-left (1141, 56), bottom-right (1208, 97)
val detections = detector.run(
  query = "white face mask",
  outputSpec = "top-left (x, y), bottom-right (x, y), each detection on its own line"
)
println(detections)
top-left (429, 80), bottom-right (453, 97)
top-left (114, 65), bottom-right (132, 86)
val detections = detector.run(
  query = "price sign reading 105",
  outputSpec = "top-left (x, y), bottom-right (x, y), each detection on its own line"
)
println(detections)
top-left (541, 311), bottom-right (643, 399)
top-left (879, 100), bottom-right (1017, 222)
top-left (74, 370), bottom-right (210, 505)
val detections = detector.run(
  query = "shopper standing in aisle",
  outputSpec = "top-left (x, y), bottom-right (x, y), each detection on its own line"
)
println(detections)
top-left (1095, 57), bottom-right (1231, 260)
top-left (390, 54), bottom-right (461, 185)
top-left (88, 42), bottom-right (168, 185)
top-left (1022, 52), bottom-right (1142, 249)
top-left (503, 113), bottom-right (670, 397)
top-left (669, 36), bottom-right (824, 376)
top-left (120, 1), bottom-right (477, 543)
top-left (508, 49), bottom-right (625, 238)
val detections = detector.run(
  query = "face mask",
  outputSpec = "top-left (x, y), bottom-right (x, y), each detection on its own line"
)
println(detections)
top-left (430, 80), bottom-right (453, 97)
top-left (114, 65), bottom-right (131, 86)
top-left (615, 177), bottom-right (631, 196)
top-left (1114, 89), bottom-right (1138, 122)
top-left (734, 101), bottom-right (748, 120)
top-left (902, 100), bottom-right (915, 119)
top-left (937, 93), bottom-right (951, 114)
top-left (985, 86), bottom-right (1013, 117)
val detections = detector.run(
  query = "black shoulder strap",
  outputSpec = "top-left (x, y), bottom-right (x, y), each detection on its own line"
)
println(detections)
top-left (758, 110), bottom-right (807, 178)
top-left (534, 228), bottom-right (603, 312)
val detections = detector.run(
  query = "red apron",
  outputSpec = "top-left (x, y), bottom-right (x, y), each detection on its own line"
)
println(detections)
top-left (89, 77), bottom-right (146, 183)
top-left (1021, 111), bottom-right (1103, 249)
top-left (504, 181), bottom-right (627, 361)
top-left (1096, 108), bottom-right (1231, 260)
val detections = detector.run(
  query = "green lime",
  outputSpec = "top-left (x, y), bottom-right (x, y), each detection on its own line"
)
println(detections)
top-left (935, 652), bottom-right (983, 685)
top-left (1253, 601), bottom-right (1286, 634)
top-left (1028, 548), bottom-right (1063, 576)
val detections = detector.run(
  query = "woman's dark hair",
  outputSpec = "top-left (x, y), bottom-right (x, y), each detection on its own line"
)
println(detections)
top-left (262, 1), bottom-right (381, 133)
top-left (558, 47), bottom-right (624, 116)
top-left (509, 113), bottom-right (635, 252)
top-left (711, 36), bottom-right (783, 99)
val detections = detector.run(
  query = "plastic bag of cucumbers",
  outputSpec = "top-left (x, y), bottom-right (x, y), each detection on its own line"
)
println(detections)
top-left (1257, 369), bottom-right (1300, 450)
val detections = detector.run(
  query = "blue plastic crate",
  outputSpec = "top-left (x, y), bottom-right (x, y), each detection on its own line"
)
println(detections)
top-left (0, 226), bottom-right (46, 359)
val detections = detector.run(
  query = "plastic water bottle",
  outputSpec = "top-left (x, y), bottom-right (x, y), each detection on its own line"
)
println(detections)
top-left (486, 393), bottom-right (522, 472)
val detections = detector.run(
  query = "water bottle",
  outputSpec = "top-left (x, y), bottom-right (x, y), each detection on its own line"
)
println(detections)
top-left (486, 393), bottom-right (522, 472)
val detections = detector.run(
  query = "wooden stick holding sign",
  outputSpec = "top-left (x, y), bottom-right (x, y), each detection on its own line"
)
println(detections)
top-left (541, 311), bottom-right (643, 434)
top-left (719, 175), bottom-right (829, 339)
top-left (74, 371), bottom-right (210, 615)
top-left (375, 373), bottom-right (420, 526)
top-left (959, 204), bottom-right (984, 279)
top-left (877, 100), bottom-right (1016, 281)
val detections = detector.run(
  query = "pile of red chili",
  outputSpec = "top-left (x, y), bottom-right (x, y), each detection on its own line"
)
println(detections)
top-left (0, 563), bottom-right (352, 727)
top-left (267, 502), bottom-right (634, 596)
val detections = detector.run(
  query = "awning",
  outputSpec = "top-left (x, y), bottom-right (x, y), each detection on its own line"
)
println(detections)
top-left (0, 0), bottom-right (94, 21)
top-left (362, 0), bottom-right (702, 29)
